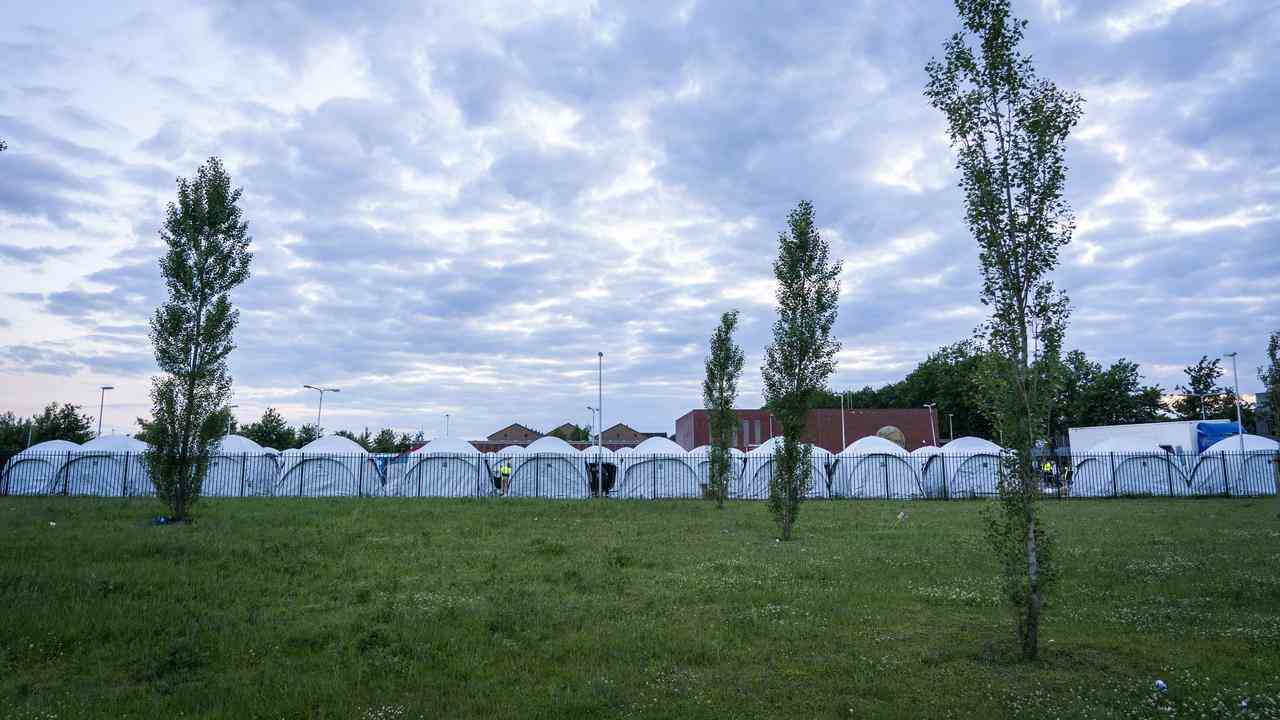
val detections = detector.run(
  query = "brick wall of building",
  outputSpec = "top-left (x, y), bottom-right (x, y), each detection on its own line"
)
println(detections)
top-left (674, 407), bottom-right (939, 453)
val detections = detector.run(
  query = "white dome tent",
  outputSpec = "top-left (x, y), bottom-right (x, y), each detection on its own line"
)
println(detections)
top-left (277, 436), bottom-right (382, 497)
top-left (910, 445), bottom-right (946, 498)
top-left (2, 440), bottom-right (80, 495)
top-left (61, 435), bottom-right (153, 496)
top-left (940, 437), bottom-right (1004, 498)
top-left (737, 438), bottom-right (830, 500)
top-left (688, 445), bottom-right (746, 493)
top-left (393, 438), bottom-right (485, 497)
top-left (1189, 435), bottom-right (1279, 497)
top-left (615, 436), bottom-right (701, 498)
top-left (1071, 438), bottom-right (1190, 497)
top-left (831, 436), bottom-right (921, 499)
top-left (204, 435), bottom-right (280, 497)
top-left (505, 436), bottom-right (588, 499)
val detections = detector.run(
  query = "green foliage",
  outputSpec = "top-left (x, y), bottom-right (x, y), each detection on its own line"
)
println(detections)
top-left (1260, 330), bottom-right (1280, 435)
top-left (335, 428), bottom-right (373, 450)
top-left (813, 340), bottom-right (996, 441)
top-left (927, 0), bottom-right (1082, 660)
top-left (703, 310), bottom-right (745, 508)
top-left (144, 157), bottom-right (253, 520)
top-left (239, 408), bottom-right (296, 450)
top-left (296, 423), bottom-right (322, 446)
top-left (548, 424), bottom-right (591, 442)
top-left (0, 412), bottom-right (25, 450)
top-left (762, 201), bottom-right (841, 540)
top-left (1051, 350), bottom-right (1165, 442)
top-left (1, 403), bottom-right (97, 450)
top-left (370, 428), bottom-right (401, 454)
top-left (1172, 355), bottom-right (1234, 421)
top-left (2, 499), bottom-right (1278, 717)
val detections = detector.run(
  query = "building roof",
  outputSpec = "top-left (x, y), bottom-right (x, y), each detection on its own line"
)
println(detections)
top-left (487, 423), bottom-right (542, 442)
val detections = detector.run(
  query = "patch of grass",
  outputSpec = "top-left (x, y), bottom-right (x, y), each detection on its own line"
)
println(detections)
top-left (1, 498), bottom-right (1278, 718)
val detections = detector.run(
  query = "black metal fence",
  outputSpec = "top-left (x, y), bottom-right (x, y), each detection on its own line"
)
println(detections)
top-left (2, 449), bottom-right (1277, 499)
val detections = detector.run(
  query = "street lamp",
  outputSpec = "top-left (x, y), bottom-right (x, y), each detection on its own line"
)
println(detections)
top-left (226, 404), bottom-right (239, 436)
top-left (587, 406), bottom-right (598, 441)
top-left (597, 352), bottom-right (604, 457)
top-left (97, 385), bottom-right (114, 438)
top-left (445, 413), bottom-right (450, 438)
top-left (1225, 352), bottom-right (1245, 454)
top-left (947, 413), bottom-right (955, 443)
top-left (923, 403), bottom-right (938, 446)
top-left (302, 385), bottom-right (340, 432)
top-left (839, 391), bottom-right (847, 451)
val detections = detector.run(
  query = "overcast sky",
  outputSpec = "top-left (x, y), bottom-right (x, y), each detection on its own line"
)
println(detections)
top-left (1, 0), bottom-right (1277, 440)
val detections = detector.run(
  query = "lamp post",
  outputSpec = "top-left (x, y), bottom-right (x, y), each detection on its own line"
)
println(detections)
top-left (97, 385), bottom-right (114, 438)
top-left (445, 413), bottom-right (450, 438)
top-left (839, 391), bottom-right (847, 451)
top-left (947, 413), bottom-right (955, 443)
top-left (1225, 352), bottom-right (1245, 454)
top-left (587, 406), bottom-right (598, 441)
top-left (226, 405), bottom-right (239, 436)
top-left (597, 352), bottom-right (604, 457)
top-left (923, 403), bottom-right (938, 446)
top-left (302, 385), bottom-right (340, 433)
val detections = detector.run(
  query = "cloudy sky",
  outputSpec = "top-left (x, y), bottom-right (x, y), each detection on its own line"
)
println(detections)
top-left (1, 0), bottom-right (1277, 440)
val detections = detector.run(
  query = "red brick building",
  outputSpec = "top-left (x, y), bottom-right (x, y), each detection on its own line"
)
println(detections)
top-left (674, 408), bottom-right (939, 453)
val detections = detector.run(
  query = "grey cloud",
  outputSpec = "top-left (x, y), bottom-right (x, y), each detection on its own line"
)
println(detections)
top-left (0, 243), bottom-right (78, 264)
top-left (1, 0), bottom-right (1278, 434)
top-left (137, 120), bottom-right (185, 160)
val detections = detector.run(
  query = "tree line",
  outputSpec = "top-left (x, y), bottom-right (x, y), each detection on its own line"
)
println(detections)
top-left (810, 342), bottom-right (1268, 444)
top-left (0, 403), bottom-right (96, 449)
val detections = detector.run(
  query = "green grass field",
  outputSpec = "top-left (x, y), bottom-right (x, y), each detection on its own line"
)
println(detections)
top-left (1, 497), bottom-right (1277, 719)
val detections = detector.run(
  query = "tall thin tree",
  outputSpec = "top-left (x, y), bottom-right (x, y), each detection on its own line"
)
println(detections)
top-left (762, 200), bottom-right (841, 541)
top-left (145, 157), bottom-right (253, 520)
top-left (926, 0), bottom-right (1083, 660)
top-left (1261, 331), bottom-right (1280, 436)
top-left (702, 310), bottom-right (745, 508)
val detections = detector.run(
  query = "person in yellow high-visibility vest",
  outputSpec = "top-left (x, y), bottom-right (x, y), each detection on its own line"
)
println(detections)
top-left (498, 463), bottom-right (513, 495)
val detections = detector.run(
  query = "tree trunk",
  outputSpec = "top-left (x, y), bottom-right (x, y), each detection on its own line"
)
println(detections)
top-left (1022, 508), bottom-right (1041, 660)
top-left (780, 511), bottom-right (793, 541)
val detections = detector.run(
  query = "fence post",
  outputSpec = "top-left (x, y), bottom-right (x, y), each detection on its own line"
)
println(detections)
top-left (1109, 452), bottom-right (1118, 498)
top-left (1274, 450), bottom-right (1280, 496)
top-left (941, 454), bottom-right (949, 500)
top-left (357, 455), bottom-right (366, 497)
top-left (1167, 455), bottom-right (1174, 497)
top-left (535, 454), bottom-right (541, 497)
top-left (299, 454), bottom-right (305, 497)
top-left (121, 451), bottom-right (131, 497)
top-left (1221, 453), bottom-right (1231, 498)
top-left (239, 453), bottom-right (248, 497)
top-left (63, 450), bottom-right (72, 496)
top-left (883, 458), bottom-right (891, 499)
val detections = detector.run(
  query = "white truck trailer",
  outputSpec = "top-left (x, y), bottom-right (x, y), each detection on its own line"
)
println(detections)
top-left (1068, 419), bottom-right (1238, 456)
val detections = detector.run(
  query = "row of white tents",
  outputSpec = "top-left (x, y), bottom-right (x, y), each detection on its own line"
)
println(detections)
top-left (4, 432), bottom-right (1276, 499)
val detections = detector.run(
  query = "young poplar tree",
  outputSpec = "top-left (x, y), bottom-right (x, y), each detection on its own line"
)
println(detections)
top-left (762, 201), bottom-right (841, 540)
top-left (702, 310), bottom-right (745, 508)
top-left (1261, 331), bottom-right (1280, 437)
top-left (926, 0), bottom-right (1083, 660)
top-left (145, 157), bottom-right (253, 520)
top-left (1264, 331), bottom-right (1280, 498)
